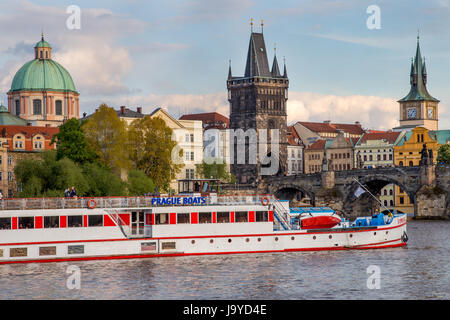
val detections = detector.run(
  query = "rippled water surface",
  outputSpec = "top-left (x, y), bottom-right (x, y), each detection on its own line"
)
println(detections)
top-left (0, 220), bottom-right (449, 300)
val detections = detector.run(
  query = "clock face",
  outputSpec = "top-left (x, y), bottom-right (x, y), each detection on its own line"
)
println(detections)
top-left (407, 108), bottom-right (417, 119)
top-left (428, 108), bottom-right (433, 119)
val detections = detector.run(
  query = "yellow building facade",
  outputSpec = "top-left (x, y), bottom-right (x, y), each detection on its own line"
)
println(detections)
top-left (393, 127), bottom-right (439, 214)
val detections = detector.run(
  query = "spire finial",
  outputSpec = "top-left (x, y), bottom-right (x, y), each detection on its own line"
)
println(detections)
top-left (250, 18), bottom-right (253, 32)
top-left (417, 29), bottom-right (420, 42)
top-left (261, 19), bottom-right (264, 33)
top-left (41, 29), bottom-right (44, 41)
top-left (274, 43), bottom-right (277, 56)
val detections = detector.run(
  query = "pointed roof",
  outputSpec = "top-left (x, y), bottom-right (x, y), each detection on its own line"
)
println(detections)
top-left (271, 54), bottom-right (281, 77)
top-left (399, 36), bottom-right (439, 102)
top-left (283, 60), bottom-right (288, 78)
top-left (244, 32), bottom-right (271, 77)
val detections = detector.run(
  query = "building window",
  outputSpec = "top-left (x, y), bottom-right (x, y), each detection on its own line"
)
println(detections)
top-left (33, 99), bottom-right (42, 115)
top-left (7, 155), bottom-right (12, 165)
top-left (399, 161), bottom-right (403, 166)
top-left (409, 161), bottom-right (414, 167)
top-left (7, 172), bottom-right (12, 181)
top-left (15, 100), bottom-right (20, 116)
top-left (55, 100), bottom-right (63, 115)
top-left (399, 197), bottom-right (404, 204)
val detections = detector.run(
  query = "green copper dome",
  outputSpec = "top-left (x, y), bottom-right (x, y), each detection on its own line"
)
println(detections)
top-left (35, 39), bottom-right (51, 48)
top-left (9, 35), bottom-right (78, 94)
top-left (9, 59), bottom-right (77, 93)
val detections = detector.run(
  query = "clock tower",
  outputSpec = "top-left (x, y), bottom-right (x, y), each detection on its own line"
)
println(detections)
top-left (395, 35), bottom-right (439, 131)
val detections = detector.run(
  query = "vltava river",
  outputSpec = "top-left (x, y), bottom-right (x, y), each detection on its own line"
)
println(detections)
top-left (0, 220), bottom-right (448, 299)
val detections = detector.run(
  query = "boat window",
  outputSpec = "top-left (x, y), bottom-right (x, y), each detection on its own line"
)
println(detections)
top-left (39, 246), bottom-right (56, 256)
top-left (68, 215), bottom-right (83, 228)
top-left (88, 215), bottom-right (103, 227)
top-left (236, 211), bottom-right (248, 223)
top-left (177, 213), bottom-right (190, 224)
top-left (255, 211), bottom-right (268, 222)
top-left (155, 213), bottom-right (169, 225)
top-left (68, 245), bottom-right (84, 254)
top-left (44, 216), bottom-right (59, 228)
top-left (199, 212), bottom-right (212, 223)
top-left (18, 217), bottom-right (34, 229)
top-left (217, 212), bottom-right (229, 223)
top-left (0, 217), bottom-right (11, 230)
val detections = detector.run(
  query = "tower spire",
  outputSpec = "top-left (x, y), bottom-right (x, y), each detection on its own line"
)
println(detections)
top-left (228, 59), bottom-right (232, 80)
top-left (283, 56), bottom-right (287, 78)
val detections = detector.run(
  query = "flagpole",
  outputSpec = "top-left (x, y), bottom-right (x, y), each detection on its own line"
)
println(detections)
top-left (353, 178), bottom-right (394, 216)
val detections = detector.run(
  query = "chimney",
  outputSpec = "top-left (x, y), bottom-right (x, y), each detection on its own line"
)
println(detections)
top-left (355, 121), bottom-right (361, 126)
top-left (82, 112), bottom-right (87, 118)
top-left (137, 107), bottom-right (142, 114)
top-left (27, 122), bottom-right (32, 126)
top-left (323, 120), bottom-right (331, 124)
top-left (120, 106), bottom-right (126, 115)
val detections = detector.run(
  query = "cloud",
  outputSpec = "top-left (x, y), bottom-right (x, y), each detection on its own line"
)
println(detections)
top-left (0, 0), bottom-right (146, 97)
top-left (82, 90), bottom-right (403, 131)
top-left (287, 92), bottom-right (399, 130)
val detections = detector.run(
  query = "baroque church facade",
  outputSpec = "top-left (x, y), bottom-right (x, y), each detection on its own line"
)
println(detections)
top-left (227, 26), bottom-right (289, 184)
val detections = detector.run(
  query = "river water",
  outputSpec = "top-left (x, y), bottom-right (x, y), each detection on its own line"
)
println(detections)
top-left (0, 220), bottom-right (448, 300)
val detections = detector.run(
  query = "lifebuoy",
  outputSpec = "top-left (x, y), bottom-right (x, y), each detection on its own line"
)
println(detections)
top-left (87, 199), bottom-right (97, 209)
top-left (261, 197), bottom-right (269, 206)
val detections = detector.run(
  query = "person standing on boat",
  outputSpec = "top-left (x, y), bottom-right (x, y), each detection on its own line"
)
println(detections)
top-left (70, 186), bottom-right (77, 198)
top-left (64, 188), bottom-right (70, 197)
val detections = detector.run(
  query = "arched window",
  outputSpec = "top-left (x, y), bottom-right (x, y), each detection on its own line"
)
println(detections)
top-left (399, 161), bottom-right (403, 166)
top-left (390, 200), bottom-right (393, 206)
top-left (409, 161), bottom-right (414, 167)
top-left (384, 200), bottom-right (388, 206)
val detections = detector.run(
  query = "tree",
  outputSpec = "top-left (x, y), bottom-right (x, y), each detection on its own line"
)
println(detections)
top-left (195, 158), bottom-right (233, 182)
top-left (127, 169), bottom-right (155, 196)
top-left (128, 115), bottom-right (182, 192)
top-left (82, 104), bottom-right (130, 173)
top-left (14, 151), bottom-right (89, 197)
top-left (437, 144), bottom-right (450, 164)
top-left (82, 162), bottom-right (127, 196)
top-left (51, 118), bottom-right (97, 164)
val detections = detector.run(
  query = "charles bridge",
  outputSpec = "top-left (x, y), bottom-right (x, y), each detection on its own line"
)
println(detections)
top-left (254, 164), bottom-right (450, 219)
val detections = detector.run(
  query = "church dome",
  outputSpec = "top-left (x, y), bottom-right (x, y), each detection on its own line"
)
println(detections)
top-left (8, 36), bottom-right (77, 94)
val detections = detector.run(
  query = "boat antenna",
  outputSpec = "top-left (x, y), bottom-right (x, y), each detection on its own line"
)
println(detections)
top-left (353, 178), bottom-right (394, 216)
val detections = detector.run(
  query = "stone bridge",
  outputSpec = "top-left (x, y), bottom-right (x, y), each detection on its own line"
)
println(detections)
top-left (258, 165), bottom-right (450, 219)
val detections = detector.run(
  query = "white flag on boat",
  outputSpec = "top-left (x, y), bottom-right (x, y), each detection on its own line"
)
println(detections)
top-left (354, 186), bottom-right (365, 198)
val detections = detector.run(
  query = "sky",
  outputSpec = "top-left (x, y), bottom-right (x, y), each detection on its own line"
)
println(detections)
top-left (1, 0), bottom-right (450, 131)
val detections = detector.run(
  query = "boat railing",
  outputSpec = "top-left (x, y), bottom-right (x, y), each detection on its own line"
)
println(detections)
top-left (0, 194), bottom-right (277, 211)
top-left (271, 199), bottom-right (292, 230)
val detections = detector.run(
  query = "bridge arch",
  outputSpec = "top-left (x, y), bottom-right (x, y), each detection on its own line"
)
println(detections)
top-left (269, 183), bottom-right (316, 205)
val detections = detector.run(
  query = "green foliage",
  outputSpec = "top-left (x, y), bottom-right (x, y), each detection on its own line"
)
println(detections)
top-left (14, 151), bottom-right (126, 198)
top-left (195, 159), bottom-right (233, 182)
top-left (437, 144), bottom-right (450, 164)
top-left (82, 104), bottom-right (130, 172)
top-left (128, 115), bottom-right (181, 192)
top-left (51, 118), bottom-right (97, 164)
top-left (82, 163), bottom-right (127, 196)
top-left (127, 169), bottom-right (156, 196)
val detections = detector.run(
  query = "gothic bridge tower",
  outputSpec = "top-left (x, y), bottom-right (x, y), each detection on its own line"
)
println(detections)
top-left (227, 22), bottom-right (289, 184)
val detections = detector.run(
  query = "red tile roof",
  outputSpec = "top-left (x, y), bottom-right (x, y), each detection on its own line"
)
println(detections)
top-left (0, 125), bottom-right (59, 139)
top-left (298, 121), bottom-right (364, 136)
top-left (359, 131), bottom-right (401, 145)
top-left (306, 139), bottom-right (326, 151)
top-left (287, 126), bottom-right (303, 146)
top-left (179, 112), bottom-right (229, 129)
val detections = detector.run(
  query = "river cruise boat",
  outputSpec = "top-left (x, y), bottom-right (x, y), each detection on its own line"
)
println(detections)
top-left (0, 194), bottom-right (408, 264)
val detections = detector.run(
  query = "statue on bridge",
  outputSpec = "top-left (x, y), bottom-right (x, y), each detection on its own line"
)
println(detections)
top-left (419, 143), bottom-right (433, 166)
